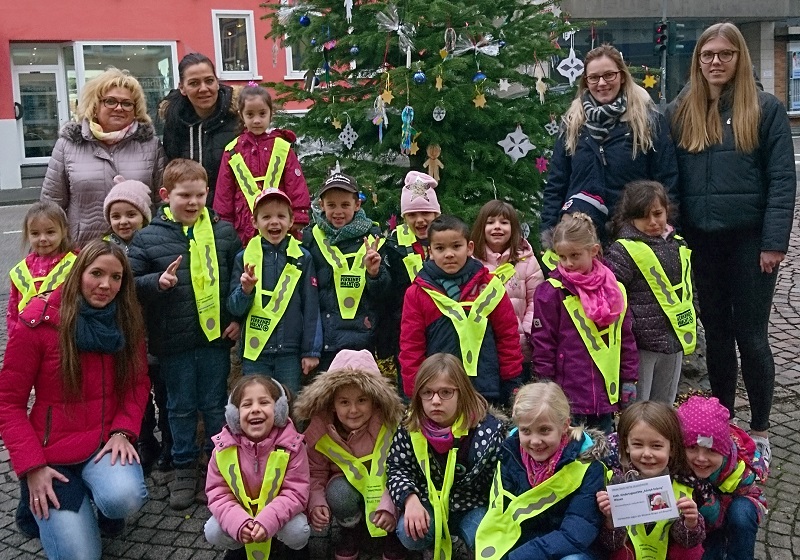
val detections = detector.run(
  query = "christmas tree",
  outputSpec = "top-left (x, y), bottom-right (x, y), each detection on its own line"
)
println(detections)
top-left (262, 0), bottom-right (578, 235)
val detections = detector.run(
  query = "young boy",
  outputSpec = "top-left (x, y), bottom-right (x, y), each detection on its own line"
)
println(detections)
top-left (399, 215), bottom-right (523, 405)
top-left (128, 158), bottom-right (242, 510)
top-left (302, 173), bottom-right (390, 371)
top-left (228, 188), bottom-right (322, 395)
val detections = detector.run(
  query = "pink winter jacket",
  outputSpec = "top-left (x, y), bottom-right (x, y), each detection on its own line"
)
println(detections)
top-left (205, 422), bottom-right (309, 542)
top-left (6, 251), bottom-right (71, 337)
top-left (478, 239), bottom-right (544, 362)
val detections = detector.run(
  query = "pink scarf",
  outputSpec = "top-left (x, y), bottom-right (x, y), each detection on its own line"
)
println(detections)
top-left (558, 259), bottom-right (624, 327)
top-left (422, 417), bottom-right (455, 454)
top-left (520, 434), bottom-right (570, 487)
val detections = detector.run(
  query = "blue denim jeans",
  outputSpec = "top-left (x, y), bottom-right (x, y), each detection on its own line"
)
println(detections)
top-left (160, 346), bottom-right (230, 466)
top-left (34, 454), bottom-right (147, 560)
top-left (701, 496), bottom-right (759, 560)
top-left (397, 503), bottom-right (486, 553)
top-left (243, 351), bottom-right (302, 396)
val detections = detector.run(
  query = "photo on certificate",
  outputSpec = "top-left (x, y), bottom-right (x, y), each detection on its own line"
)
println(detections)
top-left (606, 474), bottom-right (680, 528)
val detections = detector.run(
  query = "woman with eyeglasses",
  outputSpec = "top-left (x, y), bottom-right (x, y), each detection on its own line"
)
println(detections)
top-left (41, 68), bottom-right (165, 247)
top-left (542, 44), bottom-right (679, 243)
top-left (666, 23), bottom-right (796, 472)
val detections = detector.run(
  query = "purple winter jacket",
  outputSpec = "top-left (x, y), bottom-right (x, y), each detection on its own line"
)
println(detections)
top-left (530, 268), bottom-right (638, 415)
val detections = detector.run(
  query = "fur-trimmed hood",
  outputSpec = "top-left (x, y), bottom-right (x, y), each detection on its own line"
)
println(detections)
top-left (60, 119), bottom-right (156, 144)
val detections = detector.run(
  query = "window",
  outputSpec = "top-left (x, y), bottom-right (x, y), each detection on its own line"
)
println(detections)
top-left (212, 10), bottom-right (260, 80)
top-left (285, 41), bottom-right (308, 80)
top-left (789, 47), bottom-right (800, 112)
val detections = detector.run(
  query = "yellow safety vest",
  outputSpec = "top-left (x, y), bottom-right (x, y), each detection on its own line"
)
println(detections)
top-left (163, 207), bottom-right (221, 341)
top-left (475, 460), bottom-right (591, 560)
top-left (396, 224), bottom-right (423, 281)
top-left (616, 238), bottom-right (696, 355)
top-left (541, 249), bottom-right (559, 273)
top-left (408, 418), bottom-right (469, 560)
top-left (242, 236), bottom-right (304, 361)
top-left (216, 446), bottom-right (290, 560)
top-left (422, 264), bottom-right (515, 378)
top-left (311, 225), bottom-right (385, 320)
top-left (717, 459), bottom-right (747, 493)
top-left (225, 136), bottom-right (291, 212)
top-left (547, 278), bottom-right (627, 404)
top-left (626, 480), bottom-right (693, 560)
top-left (9, 252), bottom-right (77, 311)
top-left (315, 424), bottom-right (394, 537)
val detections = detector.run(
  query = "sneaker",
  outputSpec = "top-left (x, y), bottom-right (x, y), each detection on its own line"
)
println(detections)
top-left (97, 512), bottom-right (126, 538)
top-left (334, 526), bottom-right (359, 560)
top-left (751, 435), bottom-right (771, 467)
top-left (169, 465), bottom-right (198, 510)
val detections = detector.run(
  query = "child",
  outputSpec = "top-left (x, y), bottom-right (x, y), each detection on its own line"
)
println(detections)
top-left (128, 158), bottom-right (242, 510)
top-left (596, 401), bottom-right (705, 560)
top-left (605, 181), bottom-right (696, 404)
top-left (531, 212), bottom-right (638, 433)
top-left (302, 173), bottom-right (390, 371)
top-left (214, 84), bottom-right (311, 245)
top-left (228, 188), bottom-right (322, 394)
top-left (387, 353), bottom-right (505, 558)
top-left (676, 396), bottom-right (768, 560)
top-left (294, 349), bottom-right (406, 560)
top-left (7, 201), bottom-right (74, 337)
top-left (399, 215), bottom-right (523, 405)
top-left (475, 381), bottom-right (607, 560)
top-left (204, 375), bottom-right (311, 558)
top-left (471, 200), bottom-right (544, 373)
top-left (103, 175), bottom-right (153, 251)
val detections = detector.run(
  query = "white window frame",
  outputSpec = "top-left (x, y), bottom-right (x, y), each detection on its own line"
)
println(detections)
top-left (212, 10), bottom-right (261, 80)
top-left (284, 42), bottom-right (307, 81)
top-left (73, 41), bottom-right (179, 92)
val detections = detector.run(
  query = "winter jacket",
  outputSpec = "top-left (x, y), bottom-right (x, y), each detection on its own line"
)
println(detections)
top-left (128, 206), bottom-right (242, 357)
top-left (387, 413), bottom-right (506, 514)
top-left (399, 259), bottom-right (523, 401)
top-left (7, 251), bottom-right (72, 337)
top-left (160, 85), bottom-right (239, 208)
top-left (531, 268), bottom-right (638, 415)
top-left (0, 289), bottom-right (150, 477)
top-left (499, 430), bottom-right (607, 560)
top-left (477, 239), bottom-right (544, 362)
top-left (206, 422), bottom-right (309, 541)
top-left (214, 129), bottom-right (311, 245)
top-left (605, 224), bottom-right (692, 355)
top-left (227, 236), bottom-right (322, 360)
top-left (301, 224), bottom-right (391, 355)
top-left (41, 120), bottom-right (165, 247)
top-left (665, 88), bottom-right (796, 253)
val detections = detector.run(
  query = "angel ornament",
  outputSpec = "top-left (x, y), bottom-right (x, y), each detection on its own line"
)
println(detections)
top-left (423, 144), bottom-right (444, 182)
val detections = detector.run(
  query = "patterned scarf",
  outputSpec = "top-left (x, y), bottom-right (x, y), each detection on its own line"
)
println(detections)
top-left (520, 434), bottom-right (570, 487)
top-left (582, 91), bottom-right (627, 142)
top-left (89, 120), bottom-right (134, 145)
top-left (558, 259), bottom-right (624, 327)
top-left (316, 208), bottom-right (375, 245)
top-left (422, 417), bottom-right (455, 455)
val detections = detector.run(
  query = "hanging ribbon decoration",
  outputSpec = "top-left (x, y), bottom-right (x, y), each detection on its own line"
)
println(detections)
top-left (451, 34), bottom-right (501, 57)
top-left (373, 96), bottom-right (389, 143)
top-left (441, 27), bottom-right (457, 59)
top-left (322, 38), bottom-right (336, 86)
top-left (376, 4), bottom-right (415, 68)
top-left (400, 106), bottom-right (416, 155)
top-left (276, 3), bottom-right (320, 25)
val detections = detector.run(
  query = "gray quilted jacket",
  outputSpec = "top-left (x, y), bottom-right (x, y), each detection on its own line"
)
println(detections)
top-left (41, 120), bottom-right (166, 247)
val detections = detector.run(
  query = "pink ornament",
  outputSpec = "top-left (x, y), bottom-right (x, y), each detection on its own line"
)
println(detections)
top-left (388, 214), bottom-right (398, 231)
top-left (536, 156), bottom-right (549, 173)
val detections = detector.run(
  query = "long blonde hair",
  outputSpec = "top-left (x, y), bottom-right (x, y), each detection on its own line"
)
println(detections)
top-left (77, 67), bottom-right (151, 125)
top-left (672, 23), bottom-right (760, 153)
top-left (512, 382), bottom-right (584, 441)
top-left (562, 44), bottom-right (656, 157)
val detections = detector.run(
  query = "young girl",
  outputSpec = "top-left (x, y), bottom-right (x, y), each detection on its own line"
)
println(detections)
top-left (475, 381), bottom-right (607, 560)
top-left (103, 175), bottom-right (153, 251)
top-left (294, 349), bottom-right (406, 560)
top-left (605, 181), bottom-right (696, 404)
top-left (471, 200), bottom-right (544, 372)
top-left (676, 396), bottom-right (768, 560)
top-left (213, 84), bottom-right (311, 245)
top-left (386, 353), bottom-right (505, 558)
top-left (531, 212), bottom-right (638, 433)
top-left (204, 375), bottom-right (311, 558)
top-left (7, 201), bottom-right (74, 337)
top-left (596, 401), bottom-right (705, 560)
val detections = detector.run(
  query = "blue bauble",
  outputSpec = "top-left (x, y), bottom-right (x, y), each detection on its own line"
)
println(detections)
top-left (350, 46), bottom-right (360, 56)
top-left (413, 71), bottom-right (427, 84)
top-left (499, 40), bottom-right (506, 48)
top-left (299, 14), bottom-right (311, 26)
top-left (310, 38), bottom-right (317, 46)
top-left (473, 72), bottom-right (487, 82)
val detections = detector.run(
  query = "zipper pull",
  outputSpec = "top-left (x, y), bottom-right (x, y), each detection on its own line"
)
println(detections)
top-left (599, 145), bottom-right (607, 166)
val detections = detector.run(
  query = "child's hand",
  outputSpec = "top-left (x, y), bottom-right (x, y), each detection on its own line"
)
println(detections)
top-left (240, 520), bottom-right (255, 543)
top-left (241, 263), bottom-right (258, 295)
top-left (158, 255), bottom-right (182, 290)
top-left (363, 237), bottom-right (382, 278)
top-left (403, 494), bottom-right (430, 541)
top-left (250, 522), bottom-right (268, 542)
top-left (371, 510), bottom-right (397, 532)
top-left (309, 505), bottom-right (331, 531)
top-left (222, 322), bottom-right (240, 341)
top-left (596, 490), bottom-right (614, 528)
top-left (302, 357), bottom-right (319, 376)
top-left (677, 496), bottom-right (699, 529)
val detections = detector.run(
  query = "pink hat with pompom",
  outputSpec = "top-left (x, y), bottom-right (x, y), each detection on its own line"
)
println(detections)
top-left (676, 396), bottom-right (732, 456)
top-left (104, 175), bottom-right (153, 225)
top-left (400, 171), bottom-right (440, 216)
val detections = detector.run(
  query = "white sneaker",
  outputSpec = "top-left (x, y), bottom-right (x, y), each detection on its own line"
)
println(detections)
top-left (751, 435), bottom-right (771, 468)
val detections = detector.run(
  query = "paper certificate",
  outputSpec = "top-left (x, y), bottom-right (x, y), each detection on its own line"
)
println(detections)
top-left (606, 474), bottom-right (679, 528)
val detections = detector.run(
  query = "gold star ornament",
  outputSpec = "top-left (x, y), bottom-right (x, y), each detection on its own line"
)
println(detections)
top-left (435, 75), bottom-right (443, 92)
top-left (380, 89), bottom-right (394, 104)
top-left (473, 93), bottom-right (487, 108)
top-left (642, 74), bottom-right (657, 89)
top-left (409, 141), bottom-right (420, 155)
top-left (332, 118), bottom-right (342, 130)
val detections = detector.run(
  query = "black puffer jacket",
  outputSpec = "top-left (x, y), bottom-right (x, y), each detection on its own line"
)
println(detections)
top-left (160, 84), bottom-right (239, 207)
top-left (128, 206), bottom-right (242, 357)
top-left (666, 88), bottom-right (796, 252)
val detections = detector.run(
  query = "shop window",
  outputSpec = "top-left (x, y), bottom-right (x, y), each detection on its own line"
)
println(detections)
top-left (213, 10), bottom-right (260, 80)
top-left (789, 49), bottom-right (800, 112)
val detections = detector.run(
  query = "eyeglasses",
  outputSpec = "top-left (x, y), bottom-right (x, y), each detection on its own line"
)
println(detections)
top-left (420, 388), bottom-right (458, 401)
top-left (101, 97), bottom-right (135, 111)
top-left (586, 71), bottom-right (620, 85)
top-left (699, 50), bottom-right (737, 64)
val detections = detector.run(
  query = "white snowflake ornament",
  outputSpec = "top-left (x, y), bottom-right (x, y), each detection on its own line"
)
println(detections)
top-left (432, 105), bottom-right (446, 122)
top-left (557, 48), bottom-right (584, 85)
top-left (339, 121), bottom-right (358, 149)
top-left (498, 125), bottom-right (535, 163)
top-left (545, 120), bottom-right (560, 136)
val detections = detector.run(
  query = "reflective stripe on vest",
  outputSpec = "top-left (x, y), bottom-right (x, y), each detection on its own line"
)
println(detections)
top-left (225, 136), bottom-right (291, 213)
top-left (315, 424), bottom-right (394, 537)
top-left (475, 460), bottom-right (590, 560)
top-left (312, 225), bottom-right (385, 319)
top-left (163, 207), bottom-right (221, 341)
top-left (242, 236), bottom-right (304, 361)
top-left (216, 446), bottom-right (290, 560)
top-left (9, 252), bottom-right (77, 311)
top-left (627, 480), bottom-right (693, 560)
top-left (542, 249), bottom-right (559, 272)
top-left (616, 238), bottom-right (696, 355)
top-left (718, 459), bottom-right (747, 493)
top-left (422, 263), bottom-right (515, 378)
top-left (396, 224), bottom-right (423, 281)
top-left (547, 278), bottom-right (627, 404)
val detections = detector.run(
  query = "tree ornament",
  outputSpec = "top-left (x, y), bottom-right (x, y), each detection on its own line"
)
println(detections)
top-left (498, 125), bottom-right (535, 163)
top-left (344, 0), bottom-right (353, 23)
top-left (498, 78), bottom-right (511, 91)
top-left (299, 14), bottom-right (311, 26)
top-left (381, 73), bottom-right (394, 104)
top-left (423, 144), bottom-right (445, 182)
top-left (339, 116), bottom-right (358, 149)
top-left (435, 74), bottom-right (443, 91)
top-left (350, 46), bottom-right (360, 56)
top-left (311, 38), bottom-right (317, 46)
top-left (473, 71), bottom-right (486, 83)
top-left (536, 156), bottom-right (549, 173)
top-left (556, 47), bottom-right (584, 85)
top-left (372, 96), bottom-right (389, 143)
top-left (413, 70), bottom-right (427, 84)
top-left (536, 77), bottom-right (548, 104)
top-left (332, 118), bottom-right (343, 130)
top-left (499, 40), bottom-right (506, 48)
top-left (409, 141), bottom-right (420, 155)
top-left (376, 4), bottom-right (415, 65)
top-left (432, 104), bottom-right (446, 122)
top-left (400, 106), bottom-right (416, 155)
top-left (643, 74), bottom-right (657, 89)
top-left (473, 92), bottom-right (487, 108)
top-left (544, 115), bottom-right (559, 136)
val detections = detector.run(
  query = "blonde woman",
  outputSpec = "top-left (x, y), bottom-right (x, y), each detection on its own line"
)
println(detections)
top-left (542, 44), bottom-right (679, 240)
top-left (666, 22), bottom-right (796, 465)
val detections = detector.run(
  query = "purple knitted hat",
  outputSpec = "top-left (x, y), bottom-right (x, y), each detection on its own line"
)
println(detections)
top-left (676, 396), bottom-right (732, 456)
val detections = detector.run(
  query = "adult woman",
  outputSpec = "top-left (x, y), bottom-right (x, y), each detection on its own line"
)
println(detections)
top-left (160, 52), bottom-right (239, 207)
top-left (0, 240), bottom-right (150, 560)
top-left (41, 68), bottom-right (165, 247)
top-left (542, 44), bottom-right (679, 240)
top-left (666, 23), bottom-right (796, 464)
